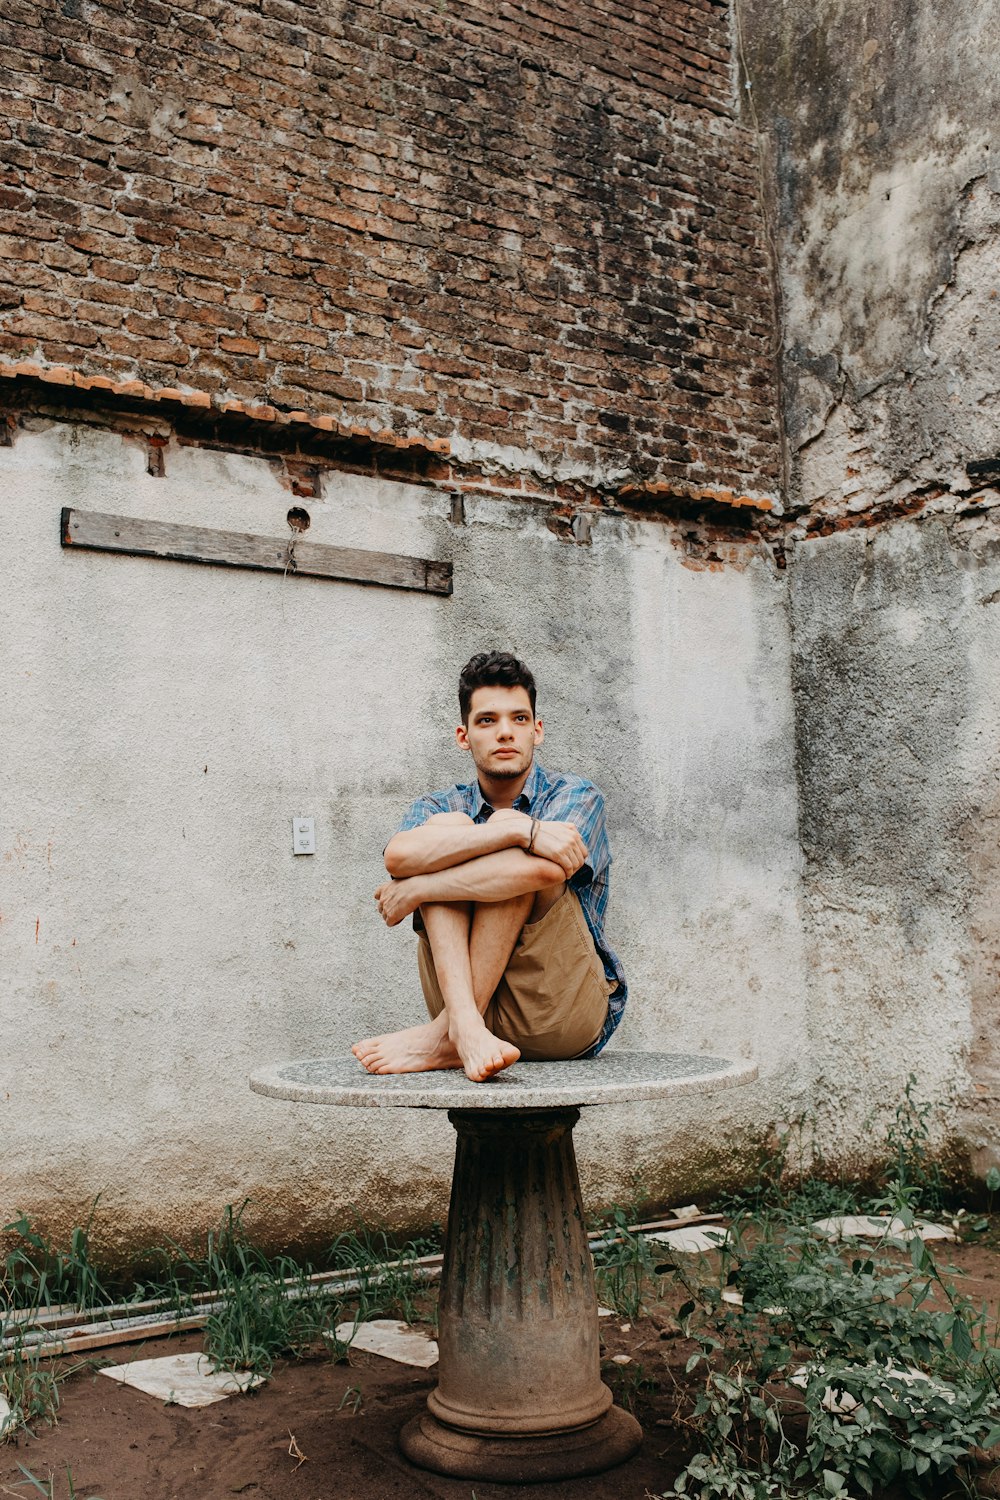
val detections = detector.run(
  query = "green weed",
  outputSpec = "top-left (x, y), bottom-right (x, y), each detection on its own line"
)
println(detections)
top-left (872, 1073), bottom-right (946, 1217)
top-left (592, 1207), bottom-right (659, 1321)
top-left (194, 1211), bottom-right (436, 1374)
top-left (327, 1223), bottom-right (438, 1326)
top-left (143, 1200), bottom-right (271, 1297)
top-left (3, 1200), bottom-right (109, 1313)
top-left (0, 1331), bottom-right (61, 1441)
top-left (6, 1463), bottom-right (103, 1499)
top-left (604, 1356), bottom-right (656, 1415)
top-left (337, 1383), bottom-right (363, 1414)
top-left (202, 1267), bottom-right (343, 1378)
top-left (3, 1200), bottom-right (439, 1394)
top-left (658, 1216), bottom-right (1000, 1500)
top-left (714, 1122), bottom-right (860, 1229)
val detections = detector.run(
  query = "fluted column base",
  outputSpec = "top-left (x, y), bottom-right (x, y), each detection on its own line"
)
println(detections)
top-left (399, 1106), bottom-right (643, 1482)
top-left (400, 1403), bottom-right (642, 1482)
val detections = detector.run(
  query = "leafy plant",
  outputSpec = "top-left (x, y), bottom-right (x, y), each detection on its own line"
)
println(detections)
top-left (871, 1074), bottom-right (946, 1217)
top-left (658, 1216), bottom-right (1000, 1500)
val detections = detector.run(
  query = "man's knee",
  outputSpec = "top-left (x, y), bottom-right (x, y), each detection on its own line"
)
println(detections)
top-left (423, 811), bottom-right (474, 826)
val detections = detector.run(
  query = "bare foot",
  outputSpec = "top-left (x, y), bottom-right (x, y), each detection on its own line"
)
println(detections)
top-left (374, 878), bottom-right (423, 927)
top-left (450, 1019), bottom-right (520, 1082)
top-left (352, 1019), bottom-right (461, 1074)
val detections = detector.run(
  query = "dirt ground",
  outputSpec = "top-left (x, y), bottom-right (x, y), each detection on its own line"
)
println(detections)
top-left (4, 1235), bottom-right (998, 1500)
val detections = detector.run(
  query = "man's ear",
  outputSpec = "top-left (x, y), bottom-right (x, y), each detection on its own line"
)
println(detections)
top-left (534, 718), bottom-right (544, 746)
top-left (456, 722), bottom-right (470, 751)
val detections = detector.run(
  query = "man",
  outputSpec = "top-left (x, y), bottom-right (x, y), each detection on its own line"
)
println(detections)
top-left (352, 652), bottom-right (627, 1082)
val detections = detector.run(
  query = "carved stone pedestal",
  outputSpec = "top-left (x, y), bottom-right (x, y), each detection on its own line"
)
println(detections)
top-left (399, 1107), bottom-right (642, 1481)
top-left (250, 1051), bottom-right (758, 1486)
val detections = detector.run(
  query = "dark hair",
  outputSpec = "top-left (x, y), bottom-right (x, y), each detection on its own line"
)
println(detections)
top-left (458, 652), bottom-right (537, 722)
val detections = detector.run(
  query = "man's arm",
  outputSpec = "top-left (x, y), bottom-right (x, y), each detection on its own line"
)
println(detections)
top-left (376, 847), bottom-right (568, 926)
top-left (530, 780), bottom-right (610, 892)
top-left (384, 812), bottom-right (530, 878)
top-left (385, 809), bottom-right (588, 879)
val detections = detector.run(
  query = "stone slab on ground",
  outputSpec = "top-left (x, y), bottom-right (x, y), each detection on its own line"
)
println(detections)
top-left (331, 1318), bottom-right (438, 1368)
top-left (647, 1225), bottom-right (732, 1253)
top-left (791, 1362), bottom-right (955, 1418)
top-left (99, 1352), bottom-right (264, 1407)
top-left (813, 1214), bottom-right (957, 1243)
top-left (722, 1289), bottom-right (786, 1315)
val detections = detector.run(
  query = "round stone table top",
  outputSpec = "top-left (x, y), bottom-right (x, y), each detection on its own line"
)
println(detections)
top-left (249, 1051), bottom-right (757, 1111)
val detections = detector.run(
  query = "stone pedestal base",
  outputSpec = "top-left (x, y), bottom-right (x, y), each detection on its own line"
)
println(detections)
top-left (400, 1404), bottom-right (642, 1483)
top-left (401, 1107), bottom-right (643, 1481)
top-left (251, 1053), bottom-right (758, 1487)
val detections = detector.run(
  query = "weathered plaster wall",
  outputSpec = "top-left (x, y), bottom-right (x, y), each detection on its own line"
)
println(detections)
top-left (0, 420), bottom-right (805, 1255)
top-left (732, 0), bottom-right (1000, 1177)
top-left (739, 0), bottom-right (1000, 519)
top-left (787, 514), bottom-right (1000, 1169)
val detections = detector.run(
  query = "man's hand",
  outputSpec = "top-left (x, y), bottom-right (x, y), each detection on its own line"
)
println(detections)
top-left (528, 820), bottom-right (588, 878)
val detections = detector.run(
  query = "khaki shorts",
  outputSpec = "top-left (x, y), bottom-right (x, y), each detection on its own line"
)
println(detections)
top-left (418, 889), bottom-right (613, 1060)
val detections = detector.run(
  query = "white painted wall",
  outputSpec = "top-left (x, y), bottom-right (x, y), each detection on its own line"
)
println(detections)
top-left (0, 419), bottom-right (807, 1256)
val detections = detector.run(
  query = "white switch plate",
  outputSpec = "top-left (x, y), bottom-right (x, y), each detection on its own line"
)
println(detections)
top-left (292, 816), bottom-right (316, 855)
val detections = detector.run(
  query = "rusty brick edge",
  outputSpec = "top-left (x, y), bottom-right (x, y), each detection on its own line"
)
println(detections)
top-left (0, 360), bottom-right (782, 519)
top-left (7, 362), bottom-right (992, 562)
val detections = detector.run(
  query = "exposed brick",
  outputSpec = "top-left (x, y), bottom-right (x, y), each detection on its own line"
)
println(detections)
top-left (0, 0), bottom-right (779, 492)
top-left (218, 335), bottom-right (261, 356)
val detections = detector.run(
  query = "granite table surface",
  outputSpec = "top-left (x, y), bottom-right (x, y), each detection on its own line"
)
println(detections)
top-left (249, 1051), bottom-right (758, 1110)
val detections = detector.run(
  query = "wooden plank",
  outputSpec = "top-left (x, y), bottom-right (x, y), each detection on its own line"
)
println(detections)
top-left (60, 507), bottom-right (452, 596)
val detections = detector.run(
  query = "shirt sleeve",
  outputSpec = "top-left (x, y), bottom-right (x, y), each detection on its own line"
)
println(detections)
top-left (393, 793), bottom-right (449, 836)
top-left (538, 781), bottom-right (611, 890)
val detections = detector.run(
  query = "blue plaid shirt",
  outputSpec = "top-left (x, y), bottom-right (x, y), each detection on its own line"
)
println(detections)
top-left (394, 760), bottom-right (626, 1053)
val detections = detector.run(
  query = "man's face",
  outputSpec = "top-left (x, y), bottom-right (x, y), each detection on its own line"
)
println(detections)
top-left (456, 685), bottom-right (543, 781)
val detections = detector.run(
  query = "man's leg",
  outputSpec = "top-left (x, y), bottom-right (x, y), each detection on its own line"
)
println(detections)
top-left (353, 813), bottom-right (546, 1080)
top-left (491, 888), bottom-right (611, 1060)
top-left (418, 897), bottom-right (527, 1080)
top-left (352, 892), bottom-right (537, 1080)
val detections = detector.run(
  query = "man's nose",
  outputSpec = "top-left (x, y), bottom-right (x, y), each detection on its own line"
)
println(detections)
top-left (497, 720), bottom-right (514, 739)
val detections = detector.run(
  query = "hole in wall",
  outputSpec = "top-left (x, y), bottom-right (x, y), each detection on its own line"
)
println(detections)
top-left (281, 460), bottom-right (322, 498)
top-left (287, 506), bottom-right (311, 533)
top-left (146, 438), bottom-right (166, 477)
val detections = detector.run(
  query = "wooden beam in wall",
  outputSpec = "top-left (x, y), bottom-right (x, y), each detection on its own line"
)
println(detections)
top-left (60, 508), bottom-right (452, 596)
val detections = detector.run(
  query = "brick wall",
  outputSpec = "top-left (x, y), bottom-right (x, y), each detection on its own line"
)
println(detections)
top-left (0, 0), bottom-right (780, 495)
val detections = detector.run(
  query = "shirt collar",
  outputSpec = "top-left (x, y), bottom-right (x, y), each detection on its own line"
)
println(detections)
top-left (469, 778), bottom-right (489, 819)
top-left (517, 759), bottom-right (544, 809)
top-left (471, 758), bottom-right (545, 818)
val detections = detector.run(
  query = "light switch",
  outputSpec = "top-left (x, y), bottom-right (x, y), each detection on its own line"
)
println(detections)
top-left (292, 816), bottom-right (316, 855)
